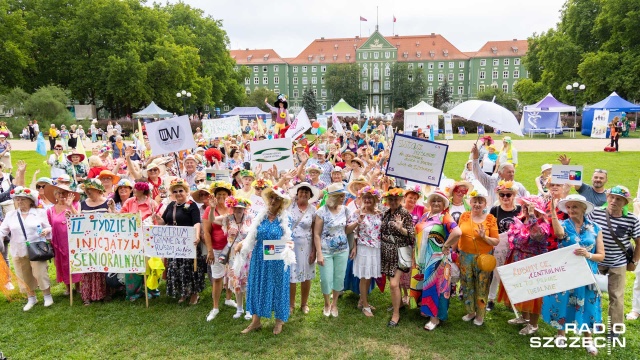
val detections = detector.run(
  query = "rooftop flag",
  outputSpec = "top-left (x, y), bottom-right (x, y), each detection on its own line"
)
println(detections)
top-left (360, 16), bottom-right (367, 21)
top-left (393, 15), bottom-right (396, 22)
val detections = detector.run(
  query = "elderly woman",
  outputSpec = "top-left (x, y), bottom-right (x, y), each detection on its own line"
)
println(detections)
top-left (31, 176), bottom-right (54, 209)
top-left (203, 181), bottom-right (234, 320)
top-left (208, 196), bottom-right (253, 319)
top-left (399, 185), bottom-right (425, 305)
top-left (497, 196), bottom-right (551, 335)
top-left (80, 179), bottom-right (116, 305)
top-left (44, 182), bottom-right (81, 295)
top-left (65, 151), bottom-right (88, 190)
top-left (380, 188), bottom-right (416, 327)
top-left (97, 170), bottom-right (120, 198)
top-left (299, 163), bottom-right (326, 190)
top-left (288, 182), bottom-right (320, 315)
top-left (99, 146), bottom-right (115, 171)
top-left (233, 186), bottom-right (294, 335)
top-left (453, 189), bottom-right (499, 326)
top-left (47, 144), bottom-right (67, 179)
top-left (544, 178), bottom-right (571, 251)
top-left (314, 183), bottom-right (358, 317)
top-left (543, 195), bottom-right (604, 355)
top-left (87, 156), bottom-right (108, 179)
top-left (152, 179), bottom-right (204, 305)
top-left (448, 181), bottom-right (473, 224)
top-left (414, 190), bottom-right (461, 330)
top-left (226, 148), bottom-right (243, 170)
top-left (67, 124), bottom-right (78, 149)
top-left (0, 187), bottom-right (53, 311)
top-left (349, 186), bottom-right (383, 317)
top-left (112, 179), bottom-right (134, 211)
top-left (481, 145), bottom-right (498, 175)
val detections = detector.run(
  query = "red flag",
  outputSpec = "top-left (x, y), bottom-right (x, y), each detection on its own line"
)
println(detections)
top-left (393, 15), bottom-right (397, 22)
top-left (360, 16), bottom-right (367, 21)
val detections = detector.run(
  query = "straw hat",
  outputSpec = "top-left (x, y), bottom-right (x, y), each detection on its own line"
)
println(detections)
top-left (347, 177), bottom-right (370, 196)
top-left (97, 170), bottom-right (121, 184)
top-left (468, 189), bottom-right (489, 203)
top-left (426, 190), bottom-right (450, 209)
top-left (383, 188), bottom-right (406, 198)
top-left (350, 157), bottom-right (364, 168)
top-left (83, 178), bottom-right (105, 193)
top-left (36, 177), bottom-right (53, 186)
top-left (261, 186), bottom-right (292, 210)
top-left (289, 182), bottom-right (321, 203)
top-left (225, 196), bottom-right (252, 208)
top-left (341, 150), bottom-right (355, 160)
top-left (10, 186), bottom-right (38, 204)
top-left (168, 178), bottom-right (189, 193)
top-left (209, 181), bottom-right (236, 197)
top-left (557, 194), bottom-right (595, 214)
top-left (144, 163), bottom-right (166, 178)
top-left (305, 164), bottom-right (322, 174)
top-left (115, 179), bottom-right (134, 191)
top-left (190, 184), bottom-right (211, 203)
top-left (325, 183), bottom-right (346, 195)
top-left (66, 151), bottom-right (86, 162)
top-left (43, 183), bottom-right (80, 204)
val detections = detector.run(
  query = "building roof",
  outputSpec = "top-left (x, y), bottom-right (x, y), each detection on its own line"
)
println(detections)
top-left (230, 49), bottom-right (286, 65)
top-left (288, 36), bottom-right (368, 64)
top-left (471, 39), bottom-right (528, 58)
top-left (386, 34), bottom-right (469, 61)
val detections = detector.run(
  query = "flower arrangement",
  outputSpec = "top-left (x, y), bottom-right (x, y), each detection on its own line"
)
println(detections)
top-left (383, 188), bottom-right (405, 197)
top-left (608, 186), bottom-right (631, 199)
top-left (469, 190), bottom-right (478, 197)
top-left (251, 178), bottom-right (273, 189)
top-left (358, 185), bottom-right (382, 199)
top-left (240, 170), bottom-right (255, 179)
top-left (225, 196), bottom-right (252, 208)
top-left (496, 180), bottom-right (518, 193)
top-left (209, 181), bottom-right (236, 196)
top-left (83, 179), bottom-right (105, 192)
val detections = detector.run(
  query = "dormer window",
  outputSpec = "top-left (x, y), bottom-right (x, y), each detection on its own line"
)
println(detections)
top-left (247, 55), bottom-right (252, 61)
top-left (333, 54), bottom-right (337, 60)
top-left (415, 41), bottom-right (420, 47)
top-left (263, 54), bottom-right (269, 61)
top-left (416, 51), bottom-right (421, 58)
top-left (345, 54), bottom-right (350, 60)
top-left (320, 55), bottom-right (325, 61)
top-left (308, 55), bottom-right (313, 61)
top-left (429, 50), bottom-right (435, 58)
top-left (491, 47), bottom-right (498, 54)
top-left (443, 50), bottom-right (448, 57)
top-left (334, 44), bottom-right (338, 49)
top-left (403, 51), bottom-right (408, 58)
top-left (511, 46), bottom-right (519, 53)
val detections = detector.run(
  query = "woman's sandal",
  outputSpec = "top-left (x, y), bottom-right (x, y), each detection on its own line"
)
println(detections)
top-left (626, 311), bottom-right (640, 320)
top-left (301, 305), bottom-right (310, 314)
top-left (189, 295), bottom-right (200, 305)
top-left (273, 320), bottom-right (284, 335)
top-left (424, 321), bottom-right (438, 331)
top-left (83, 300), bottom-right (91, 306)
top-left (241, 322), bottom-right (262, 334)
top-left (362, 307), bottom-right (374, 317)
top-left (387, 319), bottom-right (400, 327)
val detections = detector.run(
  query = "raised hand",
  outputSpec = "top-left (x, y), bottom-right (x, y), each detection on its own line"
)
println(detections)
top-left (17, 160), bottom-right (27, 172)
top-left (471, 144), bottom-right (479, 160)
top-left (393, 214), bottom-right (403, 229)
top-left (208, 196), bottom-right (218, 209)
top-left (557, 154), bottom-right (570, 165)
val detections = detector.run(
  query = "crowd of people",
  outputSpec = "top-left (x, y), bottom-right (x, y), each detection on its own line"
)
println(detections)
top-left (1, 103), bottom-right (639, 353)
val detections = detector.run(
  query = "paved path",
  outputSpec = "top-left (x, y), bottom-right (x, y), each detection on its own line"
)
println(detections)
top-left (7, 137), bottom-right (640, 152)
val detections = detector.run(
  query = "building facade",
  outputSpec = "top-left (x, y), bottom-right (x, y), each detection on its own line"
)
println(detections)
top-left (230, 32), bottom-right (528, 115)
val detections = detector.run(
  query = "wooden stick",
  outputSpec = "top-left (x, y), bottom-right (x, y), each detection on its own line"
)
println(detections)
top-left (144, 272), bottom-right (149, 308)
top-left (69, 263), bottom-right (73, 306)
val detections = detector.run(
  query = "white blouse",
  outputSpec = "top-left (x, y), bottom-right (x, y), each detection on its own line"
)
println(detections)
top-left (0, 208), bottom-right (51, 258)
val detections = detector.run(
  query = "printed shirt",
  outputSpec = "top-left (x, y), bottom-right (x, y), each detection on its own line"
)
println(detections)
top-left (350, 211), bottom-right (382, 248)
top-left (316, 206), bottom-right (350, 254)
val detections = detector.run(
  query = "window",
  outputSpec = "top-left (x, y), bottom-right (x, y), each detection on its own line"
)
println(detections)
top-left (274, 76), bottom-right (279, 84)
top-left (448, 73), bottom-right (454, 81)
top-left (293, 77), bottom-right (298, 84)
top-left (479, 71), bottom-right (486, 79)
top-left (363, 52), bottom-right (368, 59)
top-left (428, 74), bottom-right (434, 81)
top-left (224, 105), bottom-right (229, 111)
top-left (321, 76), bottom-right (325, 84)
top-left (384, 81), bottom-right (390, 90)
top-left (253, 66), bottom-right (259, 72)
top-left (321, 103), bottom-right (326, 110)
top-left (362, 81), bottom-right (368, 90)
top-left (362, 67), bottom-right (368, 77)
top-left (385, 67), bottom-right (390, 76)
top-left (293, 89), bottom-right (299, 98)
top-left (503, 71), bottom-right (509, 79)
top-left (438, 74), bottom-right (444, 81)
top-left (244, 78), bottom-right (250, 85)
top-left (262, 77), bottom-right (268, 84)
top-left (302, 77), bottom-right (308, 84)
top-left (479, 85), bottom-right (485, 92)
top-left (492, 71), bottom-right (498, 79)
top-left (502, 84), bottom-right (509, 93)
top-left (321, 66), bottom-right (326, 72)
top-left (438, 62), bottom-right (444, 69)
top-left (427, 86), bottom-right (434, 95)
top-left (492, 83), bottom-right (498, 89)
top-left (514, 58), bottom-right (521, 65)
top-left (273, 88), bottom-right (279, 94)
top-left (384, 95), bottom-right (390, 104)
top-left (480, 59), bottom-right (486, 66)
top-left (408, 74), bottom-right (413, 81)
top-left (385, 51), bottom-right (390, 58)
top-left (513, 70), bottom-right (520, 79)
top-left (458, 86), bottom-right (464, 95)
top-left (311, 66), bottom-right (317, 72)
top-left (373, 82), bottom-right (379, 92)
top-left (459, 61), bottom-right (465, 68)
top-left (312, 77), bottom-right (317, 84)
top-left (313, 89), bottom-right (317, 96)
top-left (373, 95), bottom-right (379, 105)
top-left (254, 77), bottom-right (259, 84)
top-left (408, 63), bottom-right (413, 69)
top-left (493, 59), bottom-right (499, 66)
top-left (503, 58), bottom-right (509, 65)
top-left (418, 63), bottom-right (424, 69)
top-left (293, 66), bottom-right (298, 73)
top-left (373, 68), bottom-right (379, 79)
top-left (262, 66), bottom-right (267, 72)
top-left (449, 62), bottom-right (454, 68)
top-left (245, 88), bottom-right (251, 95)
top-left (458, 73), bottom-right (464, 81)
top-left (274, 65), bottom-right (279, 72)
top-left (448, 86), bottom-right (453, 93)
top-left (321, 89), bottom-right (327, 97)
top-left (426, 63), bottom-right (433, 70)
top-left (374, 52), bottom-right (379, 59)
top-left (302, 66), bottom-right (307, 72)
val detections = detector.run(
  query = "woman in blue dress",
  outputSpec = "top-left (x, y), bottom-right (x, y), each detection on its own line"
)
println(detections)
top-left (234, 186), bottom-right (294, 335)
top-left (543, 195), bottom-right (604, 356)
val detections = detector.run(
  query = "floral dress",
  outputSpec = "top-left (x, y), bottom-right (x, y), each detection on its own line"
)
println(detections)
top-left (222, 213), bottom-right (253, 292)
top-left (66, 163), bottom-right (88, 191)
top-left (351, 211), bottom-right (382, 279)
top-left (289, 203), bottom-right (317, 283)
top-left (542, 217), bottom-right (602, 331)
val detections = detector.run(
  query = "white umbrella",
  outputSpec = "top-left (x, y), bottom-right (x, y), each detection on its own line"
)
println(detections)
top-left (448, 100), bottom-right (523, 136)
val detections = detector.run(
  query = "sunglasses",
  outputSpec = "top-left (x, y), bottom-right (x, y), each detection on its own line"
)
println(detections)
top-left (172, 189), bottom-right (185, 194)
top-left (195, 179), bottom-right (206, 184)
top-left (54, 148), bottom-right (63, 150)
top-left (499, 193), bottom-right (513, 198)
top-left (36, 185), bottom-right (47, 189)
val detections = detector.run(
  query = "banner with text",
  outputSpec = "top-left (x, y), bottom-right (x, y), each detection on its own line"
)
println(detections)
top-left (67, 213), bottom-right (144, 274)
top-left (385, 133), bottom-right (448, 186)
top-left (250, 138), bottom-right (294, 171)
top-left (551, 165), bottom-right (584, 186)
top-left (496, 244), bottom-right (595, 304)
top-left (444, 114), bottom-right (453, 140)
top-left (145, 116), bottom-right (196, 155)
top-left (143, 226), bottom-right (196, 259)
top-left (285, 108), bottom-right (311, 139)
top-left (591, 110), bottom-right (609, 139)
top-left (202, 116), bottom-right (242, 139)
top-left (205, 168), bottom-right (230, 183)
top-left (249, 194), bottom-right (266, 219)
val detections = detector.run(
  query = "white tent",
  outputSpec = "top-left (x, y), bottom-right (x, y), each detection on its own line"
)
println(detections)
top-left (132, 101), bottom-right (173, 118)
top-left (404, 101), bottom-right (443, 133)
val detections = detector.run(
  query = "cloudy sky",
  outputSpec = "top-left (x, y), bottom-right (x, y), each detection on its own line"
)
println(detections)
top-left (179, 0), bottom-right (566, 58)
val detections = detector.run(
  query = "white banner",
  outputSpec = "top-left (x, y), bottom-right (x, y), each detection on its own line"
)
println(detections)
top-left (250, 138), bottom-right (294, 171)
top-left (145, 115), bottom-right (196, 155)
top-left (332, 113), bottom-right (344, 134)
top-left (591, 110), bottom-right (609, 139)
top-left (285, 108), bottom-right (311, 139)
top-left (143, 226), bottom-right (196, 259)
top-left (551, 165), bottom-right (584, 186)
top-left (202, 116), bottom-right (242, 139)
top-left (444, 114), bottom-right (453, 140)
top-left (249, 194), bottom-right (266, 219)
top-left (385, 133), bottom-right (448, 186)
top-left (497, 244), bottom-right (595, 304)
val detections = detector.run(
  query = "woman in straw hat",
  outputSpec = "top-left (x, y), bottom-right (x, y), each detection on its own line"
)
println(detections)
top-left (543, 194), bottom-right (604, 355)
top-left (152, 178), bottom-right (204, 305)
top-left (288, 182), bottom-right (320, 315)
top-left (31, 176), bottom-right (54, 209)
top-left (44, 182), bottom-right (81, 295)
top-left (65, 151), bottom-right (88, 190)
top-left (233, 185), bottom-right (294, 335)
top-left (380, 188), bottom-right (415, 327)
top-left (97, 170), bottom-right (120, 198)
top-left (451, 189), bottom-right (498, 326)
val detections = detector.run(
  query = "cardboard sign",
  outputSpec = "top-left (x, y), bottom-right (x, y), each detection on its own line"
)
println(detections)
top-left (385, 133), bottom-right (448, 186)
top-left (205, 168), bottom-right (229, 183)
top-left (285, 108), bottom-right (311, 139)
top-left (494, 232), bottom-right (510, 267)
top-left (551, 165), bottom-right (584, 186)
top-left (263, 239), bottom-right (288, 260)
top-left (249, 194), bottom-right (266, 219)
top-left (444, 114), bottom-right (453, 140)
top-left (477, 125), bottom-right (485, 135)
top-left (497, 244), bottom-right (595, 304)
top-left (145, 116), bottom-right (196, 155)
top-left (143, 226), bottom-right (196, 259)
top-left (250, 138), bottom-right (294, 171)
top-left (202, 116), bottom-right (242, 139)
top-left (67, 213), bottom-right (145, 274)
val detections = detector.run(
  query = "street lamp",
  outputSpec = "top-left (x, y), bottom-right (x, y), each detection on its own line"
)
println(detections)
top-left (566, 82), bottom-right (585, 128)
top-left (176, 90), bottom-right (192, 115)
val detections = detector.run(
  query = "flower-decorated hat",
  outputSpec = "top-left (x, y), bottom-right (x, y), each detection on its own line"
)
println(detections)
top-left (496, 180), bottom-right (519, 193)
top-left (168, 178), bottom-right (189, 193)
top-left (240, 170), bottom-right (255, 179)
top-left (10, 186), bottom-right (38, 204)
top-left (383, 187), bottom-right (406, 198)
top-left (607, 185), bottom-right (632, 205)
top-left (251, 178), bottom-right (273, 189)
top-left (305, 164), bottom-right (322, 174)
top-left (209, 180), bottom-right (236, 196)
top-left (262, 185), bottom-right (292, 210)
top-left (225, 196), bottom-right (252, 208)
top-left (358, 185), bottom-right (382, 200)
top-left (83, 178), bottom-right (105, 193)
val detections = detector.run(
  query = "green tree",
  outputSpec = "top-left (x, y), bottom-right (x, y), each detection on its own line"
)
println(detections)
top-left (559, 0), bottom-right (602, 52)
top-left (0, 87), bottom-right (29, 115)
top-left (390, 63), bottom-right (412, 108)
top-left (513, 79), bottom-right (547, 105)
top-left (476, 88), bottom-right (518, 111)
top-left (23, 85), bottom-right (69, 121)
top-left (325, 64), bottom-right (366, 108)
top-left (243, 88), bottom-right (277, 112)
top-left (433, 80), bottom-right (452, 110)
top-left (301, 88), bottom-right (319, 118)
top-left (411, 68), bottom-right (426, 104)
top-left (0, 0), bottom-right (34, 92)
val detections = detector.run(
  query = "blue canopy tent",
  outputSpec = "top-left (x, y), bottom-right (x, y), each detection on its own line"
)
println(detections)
top-left (521, 93), bottom-right (575, 135)
top-left (582, 92), bottom-right (640, 136)
top-left (221, 107), bottom-right (269, 120)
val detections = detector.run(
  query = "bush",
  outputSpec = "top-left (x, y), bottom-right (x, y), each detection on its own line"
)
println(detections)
top-left (392, 108), bottom-right (405, 130)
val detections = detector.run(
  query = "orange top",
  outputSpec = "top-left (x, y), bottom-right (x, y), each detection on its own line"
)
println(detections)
top-left (610, 123), bottom-right (618, 137)
top-left (457, 212), bottom-right (499, 254)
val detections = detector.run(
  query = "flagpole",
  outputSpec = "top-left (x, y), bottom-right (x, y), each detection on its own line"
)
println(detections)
top-left (393, 15), bottom-right (395, 35)
top-left (360, 18), bottom-right (362, 38)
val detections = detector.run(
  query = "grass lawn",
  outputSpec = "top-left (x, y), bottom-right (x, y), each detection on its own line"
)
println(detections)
top-left (1, 150), bottom-right (638, 359)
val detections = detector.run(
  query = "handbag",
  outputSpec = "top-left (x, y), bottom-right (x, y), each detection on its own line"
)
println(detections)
top-left (605, 211), bottom-right (635, 271)
top-left (18, 213), bottom-right (54, 262)
top-left (390, 234), bottom-right (412, 272)
top-left (218, 214), bottom-right (244, 265)
top-left (593, 273), bottom-right (609, 293)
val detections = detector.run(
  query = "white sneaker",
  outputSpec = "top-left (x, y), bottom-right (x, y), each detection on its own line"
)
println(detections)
top-left (5, 282), bottom-right (14, 291)
top-left (23, 298), bottom-right (38, 312)
top-left (206, 308), bottom-right (220, 322)
top-left (244, 311), bottom-right (252, 320)
top-left (224, 299), bottom-right (237, 308)
top-left (44, 296), bottom-right (54, 307)
top-left (233, 309), bottom-right (244, 319)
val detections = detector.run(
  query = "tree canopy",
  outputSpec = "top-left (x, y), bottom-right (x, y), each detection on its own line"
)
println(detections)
top-left (325, 64), bottom-right (366, 109)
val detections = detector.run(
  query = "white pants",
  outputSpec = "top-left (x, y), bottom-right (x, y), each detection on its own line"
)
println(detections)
top-left (633, 265), bottom-right (640, 313)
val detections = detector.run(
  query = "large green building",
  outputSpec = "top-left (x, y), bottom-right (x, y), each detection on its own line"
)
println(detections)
top-left (230, 31), bottom-right (528, 115)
